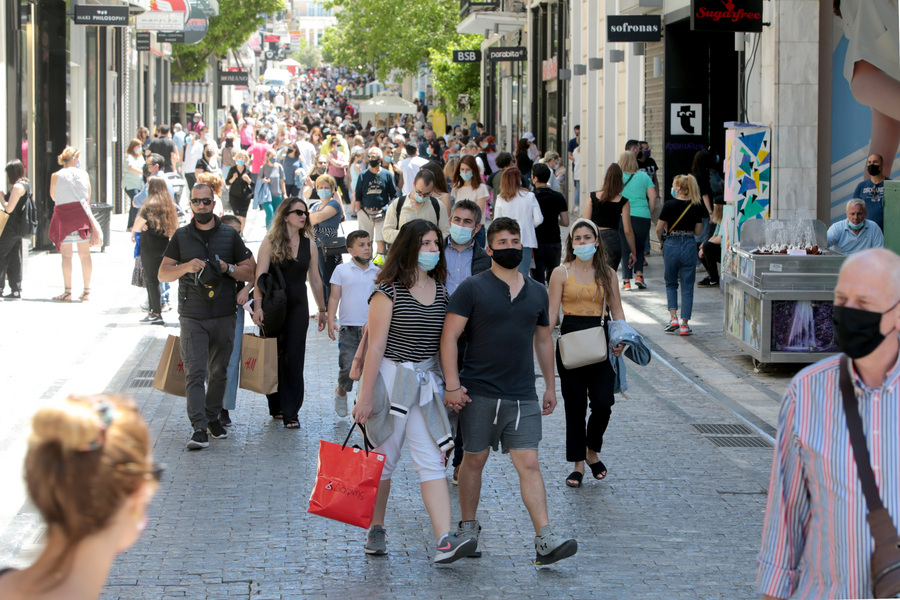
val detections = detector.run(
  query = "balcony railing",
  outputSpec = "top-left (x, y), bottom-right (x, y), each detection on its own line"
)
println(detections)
top-left (459, 0), bottom-right (501, 19)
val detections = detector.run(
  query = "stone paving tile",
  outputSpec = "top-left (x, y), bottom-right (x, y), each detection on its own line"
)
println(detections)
top-left (96, 317), bottom-right (769, 600)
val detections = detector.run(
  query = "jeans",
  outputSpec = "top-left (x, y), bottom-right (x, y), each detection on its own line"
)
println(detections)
top-left (179, 314), bottom-right (236, 431)
top-left (518, 248), bottom-right (534, 276)
top-left (662, 234), bottom-right (698, 320)
top-left (621, 216), bottom-right (651, 280)
top-left (222, 308), bottom-right (245, 411)
top-left (337, 325), bottom-right (364, 393)
top-left (532, 242), bottom-right (561, 285)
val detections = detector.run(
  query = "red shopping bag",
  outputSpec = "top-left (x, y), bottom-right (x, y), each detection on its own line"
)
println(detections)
top-left (308, 425), bottom-right (385, 529)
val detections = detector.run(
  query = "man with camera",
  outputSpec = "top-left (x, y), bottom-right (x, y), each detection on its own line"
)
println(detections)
top-left (159, 183), bottom-right (256, 450)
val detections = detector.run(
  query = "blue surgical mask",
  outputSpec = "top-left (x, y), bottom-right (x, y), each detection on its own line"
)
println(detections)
top-left (449, 223), bottom-right (473, 245)
top-left (573, 243), bottom-right (597, 261)
top-left (236, 160), bottom-right (246, 166)
top-left (460, 171), bottom-right (473, 182)
top-left (417, 251), bottom-right (440, 271)
top-left (318, 189), bottom-right (332, 200)
top-left (413, 192), bottom-right (427, 204)
top-left (670, 188), bottom-right (678, 199)
top-left (849, 220), bottom-right (865, 230)
top-left (384, 156), bottom-right (394, 163)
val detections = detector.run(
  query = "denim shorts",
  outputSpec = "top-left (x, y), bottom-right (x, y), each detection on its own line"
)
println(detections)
top-left (459, 393), bottom-right (542, 454)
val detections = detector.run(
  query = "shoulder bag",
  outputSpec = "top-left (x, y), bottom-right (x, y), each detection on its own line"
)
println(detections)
top-left (558, 274), bottom-right (609, 369)
top-left (659, 202), bottom-right (693, 248)
top-left (839, 355), bottom-right (900, 598)
top-left (256, 262), bottom-right (287, 337)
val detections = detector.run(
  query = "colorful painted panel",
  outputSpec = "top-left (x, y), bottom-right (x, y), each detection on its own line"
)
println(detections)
top-left (728, 127), bottom-right (771, 243)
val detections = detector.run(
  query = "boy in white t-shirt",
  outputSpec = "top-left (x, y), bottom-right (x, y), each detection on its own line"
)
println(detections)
top-left (327, 230), bottom-right (379, 417)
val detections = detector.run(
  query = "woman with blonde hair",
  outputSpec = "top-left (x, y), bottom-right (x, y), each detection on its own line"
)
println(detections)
top-left (492, 167), bottom-right (543, 276)
top-left (309, 174), bottom-right (344, 304)
top-left (617, 152), bottom-right (658, 291)
top-left (0, 395), bottom-right (160, 599)
top-left (253, 197), bottom-right (327, 427)
top-left (221, 115), bottom-right (237, 140)
top-left (196, 171), bottom-right (225, 217)
top-left (655, 174), bottom-right (706, 336)
top-left (48, 146), bottom-right (101, 302)
top-left (132, 178), bottom-right (178, 325)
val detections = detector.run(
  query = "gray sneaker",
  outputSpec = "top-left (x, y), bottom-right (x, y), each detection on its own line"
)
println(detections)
top-left (434, 532), bottom-right (476, 564)
top-left (365, 525), bottom-right (387, 555)
top-left (456, 520), bottom-right (482, 558)
top-left (333, 391), bottom-right (348, 417)
top-left (534, 526), bottom-right (577, 565)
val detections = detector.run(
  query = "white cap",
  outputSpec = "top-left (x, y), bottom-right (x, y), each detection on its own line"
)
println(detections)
top-left (523, 132), bottom-right (535, 142)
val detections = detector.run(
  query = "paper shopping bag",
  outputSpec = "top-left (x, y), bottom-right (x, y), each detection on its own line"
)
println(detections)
top-left (239, 333), bottom-right (278, 394)
top-left (308, 428), bottom-right (385, 529)
top-left (152, 335), bottom-right (186, 396)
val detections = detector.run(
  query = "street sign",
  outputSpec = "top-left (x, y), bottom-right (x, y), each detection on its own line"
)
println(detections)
top-left (607, 15), bottom-right (662, 42)
top-left (219, 71), bottom-right (249, 86)
top-left (486, 46), bottom-right (527, 61)
top-left (135, 10), bottom-right (185, 31)
top-left (73, 5), bottom-right (129, 26)
top-left (453, 50), bottom-right (482, 63)
top-left (136, 31), bottom-right (151, 51)
top-left (157, 31), bottom-right (185, 44)
top-left (691, 0), bottom-right (763, 33)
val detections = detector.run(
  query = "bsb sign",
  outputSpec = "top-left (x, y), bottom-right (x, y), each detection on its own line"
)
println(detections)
top-left (691, 0), bottom-right (763, 33)
top-left (607, 16), bottom-right (662, 42)
top-left (452, 50), bottom-right (482, 63)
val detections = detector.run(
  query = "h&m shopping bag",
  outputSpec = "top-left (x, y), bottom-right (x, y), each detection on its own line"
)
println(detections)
top-left (152, 335), bottom-right (186, 396)
top-left (308, 426), bottom-right (385, 529)
top-left (239, 333), bottom-right (278, 394)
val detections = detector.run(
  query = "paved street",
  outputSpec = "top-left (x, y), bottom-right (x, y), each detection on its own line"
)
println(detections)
top-left (0, 210), bottom-right (799, 598)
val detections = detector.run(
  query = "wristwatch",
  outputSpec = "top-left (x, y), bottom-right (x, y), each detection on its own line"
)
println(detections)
top-left (227, 263), bottom-right (235, 275)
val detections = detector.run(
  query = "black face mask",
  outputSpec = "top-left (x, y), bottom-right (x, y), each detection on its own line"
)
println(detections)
top-left (833, 302), bottom-right (899, 359)
top-left (490, 247), bottom-right (523, 270)
top-left (368, 158), bottom-right (381, 167)
top-left (193, 211), bottom-right (214, 225)
top-left (867, 164), bottom-right (882, 176)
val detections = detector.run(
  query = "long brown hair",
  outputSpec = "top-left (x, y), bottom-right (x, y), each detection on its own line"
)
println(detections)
top-left (499, 167), bottom-right (523, 201)
top-left (421, 160), bottom-right (448, 195)
top-left (376, 219), bottom-right (446, 288)
top-left (598, 163), bottom-right (624, 202)
top-left (140, 178), bottom-right (179, 237)
top-left (564, 219), bottom-right (614, 298)
top-left (268, 197), bottom-right (313, 264)
top-left (453, 155), bottom-right (481, 190)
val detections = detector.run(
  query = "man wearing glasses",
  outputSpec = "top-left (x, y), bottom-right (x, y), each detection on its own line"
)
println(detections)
top-left (159, 183), bottom-right (256, 450)
top-left (353, 147), bottom-right (396, 256)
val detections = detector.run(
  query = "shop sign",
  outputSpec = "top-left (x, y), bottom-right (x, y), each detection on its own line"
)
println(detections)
top-left (136, 31), bottom-right (151, 51)
top-left (607, 16), bottom-right (661, 42)
top-left (158, 31), bottom-right (185, 44)
top-left (219, 71), bottom-right (249, 86)
top-left (670, 103), bottom-right (703, 136)
top-left (691, 0), bottom-right (763, 33)
top-left (452, 50), bottom-right (482, 63)
top-left (487, 46), bottom-right (527, 61)
top-left (73, 5), bottom-right (129, 26)
top-left (136, 10), bottom-right (185, 31)
top-left (542, 57), bottom-right (558, 81)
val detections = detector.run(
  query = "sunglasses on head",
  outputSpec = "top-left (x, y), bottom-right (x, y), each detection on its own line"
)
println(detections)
top-left (190, 198), bottom-right (213, 206)
top-left (288, 209), bottom-right (308, 217)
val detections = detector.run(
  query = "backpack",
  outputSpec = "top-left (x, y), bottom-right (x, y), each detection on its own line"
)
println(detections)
top-left (395, 194), bottom-right (441, 223)
top-left (708, 169), bottom-right (725, 203)
top-left (19, 183), bottom-right (37, 238)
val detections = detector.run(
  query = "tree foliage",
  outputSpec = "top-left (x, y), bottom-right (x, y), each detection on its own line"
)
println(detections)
top-left (171, 0), bottom-right (285, 81)
top-left (428, 34), bottom-right (482, 116)
top-left (291, 39), bottom-right (322, 69)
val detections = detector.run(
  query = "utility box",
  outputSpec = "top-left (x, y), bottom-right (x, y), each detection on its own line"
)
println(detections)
top-left (884, 180), bottom-right (900, 256)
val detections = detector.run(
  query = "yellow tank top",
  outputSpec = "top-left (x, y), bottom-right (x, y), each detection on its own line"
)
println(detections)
top-left (560, 265), bottom-right (606, 316)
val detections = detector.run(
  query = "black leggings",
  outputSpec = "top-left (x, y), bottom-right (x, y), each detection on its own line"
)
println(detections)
top-left (700, 240), bottom-right (721, 282)
top-left (140, 232), bottom-right (169, 314)
top-left (556, 315), bottom-right (616, 463)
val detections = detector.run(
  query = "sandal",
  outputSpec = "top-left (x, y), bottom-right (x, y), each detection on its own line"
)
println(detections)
top-left (271, 413), bottom-right (283, 420)
top-left (588, 459), bottom-right (607, 481)
top-left (54, 288), bottom-right (72, 302)
top-left (79, 288), bottom-right (91, 302)
top-left (284, 420), bottom-right (300, 429)
top-left (565, 471), bottom-right (584, 488)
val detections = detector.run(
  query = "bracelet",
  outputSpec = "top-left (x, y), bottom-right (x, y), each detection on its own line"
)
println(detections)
top-left (318, 309), bottom-right (326, 313)
top-left (445, 386), bottom-right (461, 393)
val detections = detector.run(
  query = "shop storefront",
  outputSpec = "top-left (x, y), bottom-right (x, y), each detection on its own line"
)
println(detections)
top-left (529, 0), bottom-right (569, 157)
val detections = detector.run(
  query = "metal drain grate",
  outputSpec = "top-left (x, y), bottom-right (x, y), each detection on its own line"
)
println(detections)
top-left (691, 423), bottom-right (753, 435)
top-left (134, 369), bottom-right (156, 379)
top-left (129, 379), bottom-right (154, 389)
top-left (707, 436), bottom-right (772, 448)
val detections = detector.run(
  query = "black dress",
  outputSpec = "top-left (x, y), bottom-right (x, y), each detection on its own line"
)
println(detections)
top-left (266, 237), bottom-right (311, 423)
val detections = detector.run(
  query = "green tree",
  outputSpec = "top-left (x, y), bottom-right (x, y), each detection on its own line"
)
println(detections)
top-left (171, 0), bottom-right (285, 81)
top-left (291, 39), bottom-right (322, 69)
top-left (429, 34), bottom-right (481, 115)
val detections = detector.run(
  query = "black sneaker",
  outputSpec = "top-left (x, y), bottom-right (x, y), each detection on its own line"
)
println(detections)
top-left (207, 420), bottom-right (228, 439)
top-left (219, 409), bottom-right (232, 427)
top-left (139, 313), bottom-right (164, 325)
top-left (534, 527), bottom-right (578, 565)
top-left (186, 429), bottom-right (208, 450)
top-left (3, 291), bottom-right (21, 300)
top-left (697, 277), bottom-right (719, 288)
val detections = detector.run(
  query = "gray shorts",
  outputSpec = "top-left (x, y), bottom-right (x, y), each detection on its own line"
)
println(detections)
top-left (460, 393), bottom-right (542, 454)
top-left (337, 325), bottom-right (364, 392)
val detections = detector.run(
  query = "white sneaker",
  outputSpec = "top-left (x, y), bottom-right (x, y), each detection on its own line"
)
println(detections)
top-left (334, 391), bottom-right (348, 417)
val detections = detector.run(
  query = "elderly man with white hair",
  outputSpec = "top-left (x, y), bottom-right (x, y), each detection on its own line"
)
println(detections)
top-left (826, 198), bottom-right (884, 255)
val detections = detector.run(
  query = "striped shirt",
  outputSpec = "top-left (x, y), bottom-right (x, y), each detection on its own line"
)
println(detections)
top-left (372, 281), bottom-right (448, 363)
top-left (757, 349), bottom-right (900, 599)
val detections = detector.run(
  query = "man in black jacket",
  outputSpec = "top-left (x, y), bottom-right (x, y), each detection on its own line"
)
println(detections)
top-left (159, 183), bottom-right (256, 450)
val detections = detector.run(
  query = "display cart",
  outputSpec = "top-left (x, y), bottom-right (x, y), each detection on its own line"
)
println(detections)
top-left (722, 219), bottom-right (845, 369)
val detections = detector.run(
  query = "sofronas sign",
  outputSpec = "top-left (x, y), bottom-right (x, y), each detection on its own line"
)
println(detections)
top-left (691, 0), bottom-right (763, 33)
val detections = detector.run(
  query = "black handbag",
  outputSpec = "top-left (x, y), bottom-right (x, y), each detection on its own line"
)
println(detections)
top-left (839, 355), bottom-right (900, 598)
top-left (323, 236), bottom-right (347, 257)
top-left (256, 263), bottom-right (287, 337)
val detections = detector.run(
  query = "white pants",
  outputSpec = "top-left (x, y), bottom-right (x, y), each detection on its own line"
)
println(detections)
top-left (376, 401), bottom-right (445, 483)
top-left (357, 209), bottom-right (384, 243)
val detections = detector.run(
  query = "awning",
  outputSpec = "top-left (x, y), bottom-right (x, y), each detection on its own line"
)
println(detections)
top-left (171, 81), bottom-right (211, 104)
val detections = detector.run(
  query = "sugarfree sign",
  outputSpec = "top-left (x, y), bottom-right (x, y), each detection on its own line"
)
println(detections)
top-left (691, 0), bottom-right (763, 32)
top-left (607, 16), bottom-right (662, 42)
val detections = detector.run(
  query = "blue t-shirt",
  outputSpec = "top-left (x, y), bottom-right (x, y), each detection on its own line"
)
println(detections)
top-left (852, 178), bottom-right (889, 230)
top-left (355, 168), bottom-right (397, 209)
top-left (281, 156), bottom-right (303, 186)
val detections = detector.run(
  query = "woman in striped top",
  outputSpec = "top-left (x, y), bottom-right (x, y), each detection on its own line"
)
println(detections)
top-left (352, 219), bottom-right (476, 564)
